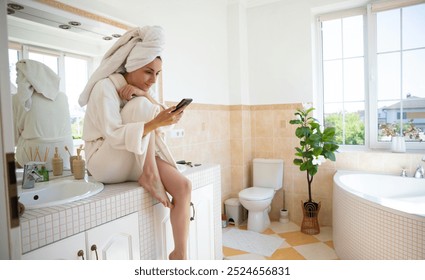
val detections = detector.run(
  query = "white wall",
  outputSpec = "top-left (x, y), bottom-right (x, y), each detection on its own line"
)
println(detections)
top-left (245, 0), bottom-right (368, 105)
top-left (228, 0), bottom-right (250, 105)
top-left (58, 0), bottom-right (230, 105)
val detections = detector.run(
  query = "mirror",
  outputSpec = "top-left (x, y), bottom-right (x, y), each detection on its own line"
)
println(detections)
top-left (6, 0), bottom-right (164, 171)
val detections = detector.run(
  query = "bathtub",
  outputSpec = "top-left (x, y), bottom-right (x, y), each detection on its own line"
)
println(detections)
top-left (333, 170), bottom-right (425, 259)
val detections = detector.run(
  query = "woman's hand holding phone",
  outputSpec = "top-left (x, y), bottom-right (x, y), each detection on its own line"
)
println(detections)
top-left (171, 98), bottom-right (192, 112)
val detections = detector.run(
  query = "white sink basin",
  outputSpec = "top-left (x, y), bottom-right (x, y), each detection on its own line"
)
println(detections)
top-left (177, 164), bottom-right (187, 173)
top-left (18, 177), bottom-right (104, 209)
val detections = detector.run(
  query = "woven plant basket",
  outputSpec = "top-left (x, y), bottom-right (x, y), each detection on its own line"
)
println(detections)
top-left (300, 201), bottom-right (321, 235)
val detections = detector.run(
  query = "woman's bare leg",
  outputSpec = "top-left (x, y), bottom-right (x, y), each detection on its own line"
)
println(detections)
top-left (156, 157), bottom-right (192, 260)
top-left (138, 134), bottom-right (172, 208)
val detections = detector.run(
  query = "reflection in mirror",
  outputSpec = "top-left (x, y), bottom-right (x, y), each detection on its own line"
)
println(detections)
top-left (12, 59), bottom-right (74, 171)
top-left (6, 0), bottom-right (138, 169)
top-left (8, 43), bottom-right (90, 144)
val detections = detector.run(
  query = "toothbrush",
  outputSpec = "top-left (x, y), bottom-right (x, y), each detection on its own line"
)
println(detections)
top-left (64, 146), bottom-right (72, 156)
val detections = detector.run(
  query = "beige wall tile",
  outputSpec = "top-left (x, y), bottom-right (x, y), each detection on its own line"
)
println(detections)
top-left (230, 110), bottom-right (242, 139)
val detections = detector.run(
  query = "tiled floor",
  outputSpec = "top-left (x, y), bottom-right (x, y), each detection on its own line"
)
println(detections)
top-left (222, 221), bottom-right (339, 260)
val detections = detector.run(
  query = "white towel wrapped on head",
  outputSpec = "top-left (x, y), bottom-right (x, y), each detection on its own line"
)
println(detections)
top-left (16, 59), bottom-right (60, 111)
top-left (78, 25), bottom-right (165, 107)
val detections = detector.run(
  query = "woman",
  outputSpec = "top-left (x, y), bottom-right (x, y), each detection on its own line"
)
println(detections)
top-left (79, 26), bottom-right (191, 260)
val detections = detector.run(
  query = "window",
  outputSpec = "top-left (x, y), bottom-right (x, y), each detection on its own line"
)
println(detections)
top-left (8, 43), bottom-right (90, 142)
top-left (320, 13), bottom-right (366, 146)
top-left (318, 1), bottom-right (425, 149)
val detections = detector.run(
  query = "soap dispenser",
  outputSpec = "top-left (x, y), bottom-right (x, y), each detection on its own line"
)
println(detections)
top-left (52, 147), bottom-right (63, 176)
top-left (73, 148), bottom-right (85, 180)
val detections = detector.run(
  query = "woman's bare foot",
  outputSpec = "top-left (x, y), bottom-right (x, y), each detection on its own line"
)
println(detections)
top-left (138, 174), bottom-right (173, 208)
top-left (168, 250), bottom-right (186, 260)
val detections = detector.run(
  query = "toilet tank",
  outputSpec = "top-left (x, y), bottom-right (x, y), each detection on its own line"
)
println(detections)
top-left (253, 158), bottom-right (284, 190)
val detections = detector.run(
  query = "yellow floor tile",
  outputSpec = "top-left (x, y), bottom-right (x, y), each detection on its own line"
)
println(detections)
top-left (324, 240), bottom-right (334, 249)
top-left (222, 246), bottom-right (248, 257)
top-left (266, 247), bottom-right (305, 260)
top-left (238, 225), bottom-right (247, 230)
top-left (261, 228), bottom-right (275, 235)
top-left (278, 231), bottom-right (320, 246)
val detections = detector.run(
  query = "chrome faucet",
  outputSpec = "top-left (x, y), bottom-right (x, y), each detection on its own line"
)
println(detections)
top-left (414, 165), bottom-right (424, 179)
top-left (22, 162), bottom-right (44, 189)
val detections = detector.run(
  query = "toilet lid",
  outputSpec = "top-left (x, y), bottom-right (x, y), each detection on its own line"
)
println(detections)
top-left (239, 187), bottom-right (274, 201)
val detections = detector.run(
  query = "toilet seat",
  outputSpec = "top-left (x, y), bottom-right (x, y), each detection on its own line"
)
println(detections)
top-left (239, 187), bottom-right (274, 201)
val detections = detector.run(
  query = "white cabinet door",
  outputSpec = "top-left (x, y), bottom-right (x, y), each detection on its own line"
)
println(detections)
top-left (153, 184), bottom-right (215, 260)
top-left (153, 201), bottom-right (173, 260)
top-left (188, 183), bottom-right (214, 260)
top-left (21, 232), bottom-right (86, 260)
top-left (21, 212), bottom-right (140, 260)
top-left (86, 212), bottom-right (140, 260)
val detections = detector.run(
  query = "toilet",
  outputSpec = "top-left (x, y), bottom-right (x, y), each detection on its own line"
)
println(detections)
top-left (238, 158), bottom-right (284, 232)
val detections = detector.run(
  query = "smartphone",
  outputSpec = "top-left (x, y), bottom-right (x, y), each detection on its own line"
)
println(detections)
top-left (171, 98), bottom-right (192, 112)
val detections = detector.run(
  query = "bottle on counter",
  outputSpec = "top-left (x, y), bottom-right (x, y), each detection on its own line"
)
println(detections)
top-left (52, 147), bottom-right (63, 176)
top-left (73, 148), bottom-right (85, 180)
top-left (40, 165), bottom-right (49, 181)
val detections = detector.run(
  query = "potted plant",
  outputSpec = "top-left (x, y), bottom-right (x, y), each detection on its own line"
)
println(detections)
top-left (289, 105), bottom-right (339, 234)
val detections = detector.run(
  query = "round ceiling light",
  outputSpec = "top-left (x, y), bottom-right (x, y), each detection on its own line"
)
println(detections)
top-left (7, 3), bottom-right (24, 10)
top-left (59, 24), bottom-right (71, 30)
top-left (68, 21), bottom-right (81, 26)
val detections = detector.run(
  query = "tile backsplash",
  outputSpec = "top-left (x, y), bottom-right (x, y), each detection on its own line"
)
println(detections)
top-left (166, 101), bottom-right (425, 227)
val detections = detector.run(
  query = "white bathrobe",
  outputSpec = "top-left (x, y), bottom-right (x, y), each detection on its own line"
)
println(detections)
top-left (83, 73), bottom-right (176, 183)
top-left (13, 60), bottom-right (74, 170)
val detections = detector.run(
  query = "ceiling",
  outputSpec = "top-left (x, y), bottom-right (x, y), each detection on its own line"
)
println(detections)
top-left (6, 0), bottom-right (131, 42)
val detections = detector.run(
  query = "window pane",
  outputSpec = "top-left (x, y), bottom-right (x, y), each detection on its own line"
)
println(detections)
top-left (64, 56), bottom-right (88, 140)
top-left (343, 15), bottom-right (364, 58)
top-left (324, 102), bottom-right (365, 145)
top-left (344, 102), bottom-right (365, 145)
top-left (377, 9), bottom-right (400, 53)
top-left (378, 101), bottom-right (401, 141)
top-left (322, 19), bottom-right (342, 60)
top-left (28, 52), bottom-right (59, 74)
top-left (403, 49), bottom-right (425, 99)
top-left (323, 60), bottom-right (343, 103)
top-left (377, 52), bottom-right (400, 100)
top-left (324, 103), bottom-right (344, 144)
top-left (344, 57), bottom-right (364, 102)
top-left (379, 98), bottom-right (425, 143)
top-left (403, 97), bottom-right (425, 142)
top-left (403, 4), bottom-right (425, 50)
top-left (8, 49), bottom-right (19, 91)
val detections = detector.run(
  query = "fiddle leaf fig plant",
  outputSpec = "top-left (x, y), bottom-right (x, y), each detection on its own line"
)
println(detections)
top-left (289, 105), bottom-right (339, 205)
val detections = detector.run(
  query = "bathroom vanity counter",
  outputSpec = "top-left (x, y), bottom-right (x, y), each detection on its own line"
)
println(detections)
top-left (19, 163), bottom-right (222, 259)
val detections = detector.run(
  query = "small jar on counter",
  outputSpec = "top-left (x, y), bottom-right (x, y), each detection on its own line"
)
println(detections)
top-left (73, 148), bottom-right (85, 180)
top-left (52, 147), bottom-right (63, 176)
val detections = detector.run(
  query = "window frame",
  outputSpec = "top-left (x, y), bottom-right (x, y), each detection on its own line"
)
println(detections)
top-left (316, 0), bottom-right (425, 151)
